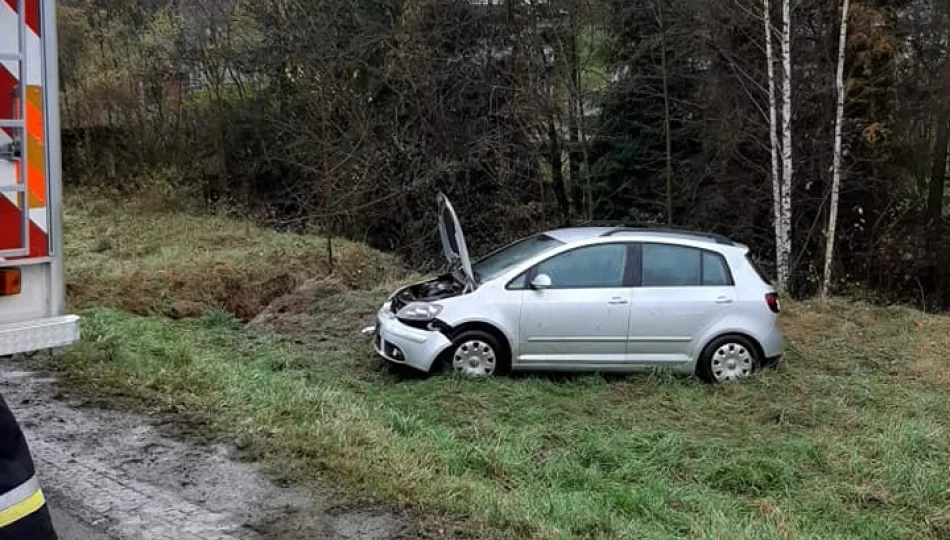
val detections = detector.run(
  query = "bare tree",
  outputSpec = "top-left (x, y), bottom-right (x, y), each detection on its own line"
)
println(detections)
top-left (926, 55), bottom-right (950, 234)
top-left (566, 0), bottom-right (585, 219)
top-left (656, 0), bottom-right (674, 225)
top-left (927, 117), bottom-right (949, 228)
top-left (821, 0), bottom-right (851, 302)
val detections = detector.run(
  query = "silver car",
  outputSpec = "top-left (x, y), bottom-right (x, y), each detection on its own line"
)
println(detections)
top-left (367, 194), bottom-right (783, 383)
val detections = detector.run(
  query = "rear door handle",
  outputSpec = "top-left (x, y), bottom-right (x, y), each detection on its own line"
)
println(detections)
top-left (715, 296), bottom-right (734, 304)
top-left (609, 297), bottom-right (630, 305)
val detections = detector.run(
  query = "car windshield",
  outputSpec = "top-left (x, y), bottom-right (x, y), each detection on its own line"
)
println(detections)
top-left (472, 234), bottom-right (564, 283)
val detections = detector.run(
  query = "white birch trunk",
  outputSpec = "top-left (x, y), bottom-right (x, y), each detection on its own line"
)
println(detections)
top-left (778, 0), bottom-right (794, 293)
top-left (821, 0), bottom-right (851, 301)
top-left (763, 0), bottom-right (784, 292)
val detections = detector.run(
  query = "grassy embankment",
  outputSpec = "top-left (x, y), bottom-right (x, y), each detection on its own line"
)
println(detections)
top-left (52, 193), bottom-right (950, 539)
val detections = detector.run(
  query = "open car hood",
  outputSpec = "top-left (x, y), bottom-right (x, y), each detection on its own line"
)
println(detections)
top-left (437, 193), bottom-right (475, 288)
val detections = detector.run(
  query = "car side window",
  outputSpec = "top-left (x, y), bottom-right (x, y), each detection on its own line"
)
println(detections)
top-left (534, 244), bottom-right (628, 289)
top-left (507, 273), bottom-right (527, 290)
top-left (642, 244), bottom-right (735, 287)
top-left (702, 252), bottom-right (733, 286)
top-left (642, 244), bottom-right (701, 287)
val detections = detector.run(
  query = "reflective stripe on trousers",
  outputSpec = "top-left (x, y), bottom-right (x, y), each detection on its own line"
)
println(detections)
top-left (0, 476), bottom-right (45, 529)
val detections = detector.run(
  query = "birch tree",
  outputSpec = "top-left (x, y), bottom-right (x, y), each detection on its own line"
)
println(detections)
top-left (777, 0), bottom-right (793, 293)
top-left (763, 0), bottom-right (784, 290)
top-left (762, 0), bottom-right (793, 293)
top-left (821, 0), bottom-right (851, 302)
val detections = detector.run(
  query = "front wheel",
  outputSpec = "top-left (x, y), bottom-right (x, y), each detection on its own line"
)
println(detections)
top-left (697, 335), bottom-right (760, 384)
top-left (448, 330), bottom-right (507, 377)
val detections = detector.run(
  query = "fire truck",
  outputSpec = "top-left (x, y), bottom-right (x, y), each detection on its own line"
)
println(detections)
top-left (1, 0), bottom-right (79, 357)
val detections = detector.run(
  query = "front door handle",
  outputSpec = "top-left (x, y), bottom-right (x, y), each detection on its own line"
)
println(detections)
top-left (608, 297), bottom-right (630, 305)
top-left (715, 296), bottom-right (734, 304)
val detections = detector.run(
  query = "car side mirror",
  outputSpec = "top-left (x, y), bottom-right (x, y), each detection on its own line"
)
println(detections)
top-left (530, 273), bottom-right (552, 290)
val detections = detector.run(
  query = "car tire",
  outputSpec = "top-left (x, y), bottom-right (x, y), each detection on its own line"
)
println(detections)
top-left (697, 334), bottom-right (760, 384)
top-left (447, 330), bottom-right (509, 377)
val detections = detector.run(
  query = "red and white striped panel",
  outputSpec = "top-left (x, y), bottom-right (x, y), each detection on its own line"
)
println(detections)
top-left (0, 0), bottom-right (48, 259)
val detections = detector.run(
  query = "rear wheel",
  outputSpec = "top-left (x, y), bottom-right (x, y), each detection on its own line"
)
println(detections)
top-left (448, 330), bottom-right (508, 377)
top-left (697, 335), bottom-right (759, 383)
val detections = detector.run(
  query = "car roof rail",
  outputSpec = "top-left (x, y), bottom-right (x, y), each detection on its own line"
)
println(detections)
top-left (600, 226), bottom-right (736, 246)
top-left (570, 219), bottom-right (631, 227)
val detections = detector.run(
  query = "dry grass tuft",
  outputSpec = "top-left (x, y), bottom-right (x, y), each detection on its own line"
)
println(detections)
top-left (752, 499), bottom-right (790, 540)
top-left (247, 278), bottom-right (397, 337)
top-left (911, 314), bottom-right (950, 386)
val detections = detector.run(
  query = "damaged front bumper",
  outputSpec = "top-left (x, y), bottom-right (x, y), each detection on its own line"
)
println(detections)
top-left (363, 305), bottom-right (452, 372)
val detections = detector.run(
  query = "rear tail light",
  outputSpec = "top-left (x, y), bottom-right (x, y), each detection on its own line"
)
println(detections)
top-left (765, 292), bottom-right (780, 313)
top-left (0, 269), bottom-right (21, 296)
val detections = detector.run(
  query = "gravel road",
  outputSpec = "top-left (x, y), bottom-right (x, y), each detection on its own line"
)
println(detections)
top-left (50, 505), bottom-right (114, 540)
top-left (0, 363), bottom-right (415, 540)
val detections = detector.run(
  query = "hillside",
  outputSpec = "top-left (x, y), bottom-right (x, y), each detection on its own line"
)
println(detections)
top-left (52, 196), bottom-right (950, 539)
top-left (63, 192), bottom-right (405, 320)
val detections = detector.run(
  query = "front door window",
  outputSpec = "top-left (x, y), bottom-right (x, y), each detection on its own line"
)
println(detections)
top-left (535, 243), bottom-right (627, 289)
top-left (517, 243), bottom-right (633, 366)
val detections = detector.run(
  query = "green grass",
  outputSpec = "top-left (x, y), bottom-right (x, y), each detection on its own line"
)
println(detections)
top-left (51, 298), bottom-right (950, 539)
top-left (51, 194), bottom-right (950, 538)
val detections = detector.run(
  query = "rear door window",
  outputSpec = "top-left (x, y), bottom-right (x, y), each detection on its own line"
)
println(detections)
top-left (641, 244), bottom-right (734, 287)
top-left (642, 244), bottom-right (701, 287)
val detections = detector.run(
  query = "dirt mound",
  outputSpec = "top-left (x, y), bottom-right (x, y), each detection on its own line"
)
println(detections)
top-left (247, 277), bottom-right (398, 339)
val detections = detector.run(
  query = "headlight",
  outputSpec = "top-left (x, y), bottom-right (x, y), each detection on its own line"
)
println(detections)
top-left (396, 302), bottom-right (443, 321)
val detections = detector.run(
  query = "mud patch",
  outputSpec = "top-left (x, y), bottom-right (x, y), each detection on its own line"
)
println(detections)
top-left (0, 364), bottom-right (416, 540)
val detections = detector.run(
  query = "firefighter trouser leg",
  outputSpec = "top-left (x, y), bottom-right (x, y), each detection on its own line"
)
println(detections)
top-left (0, 393), bottom-right (57, 540)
